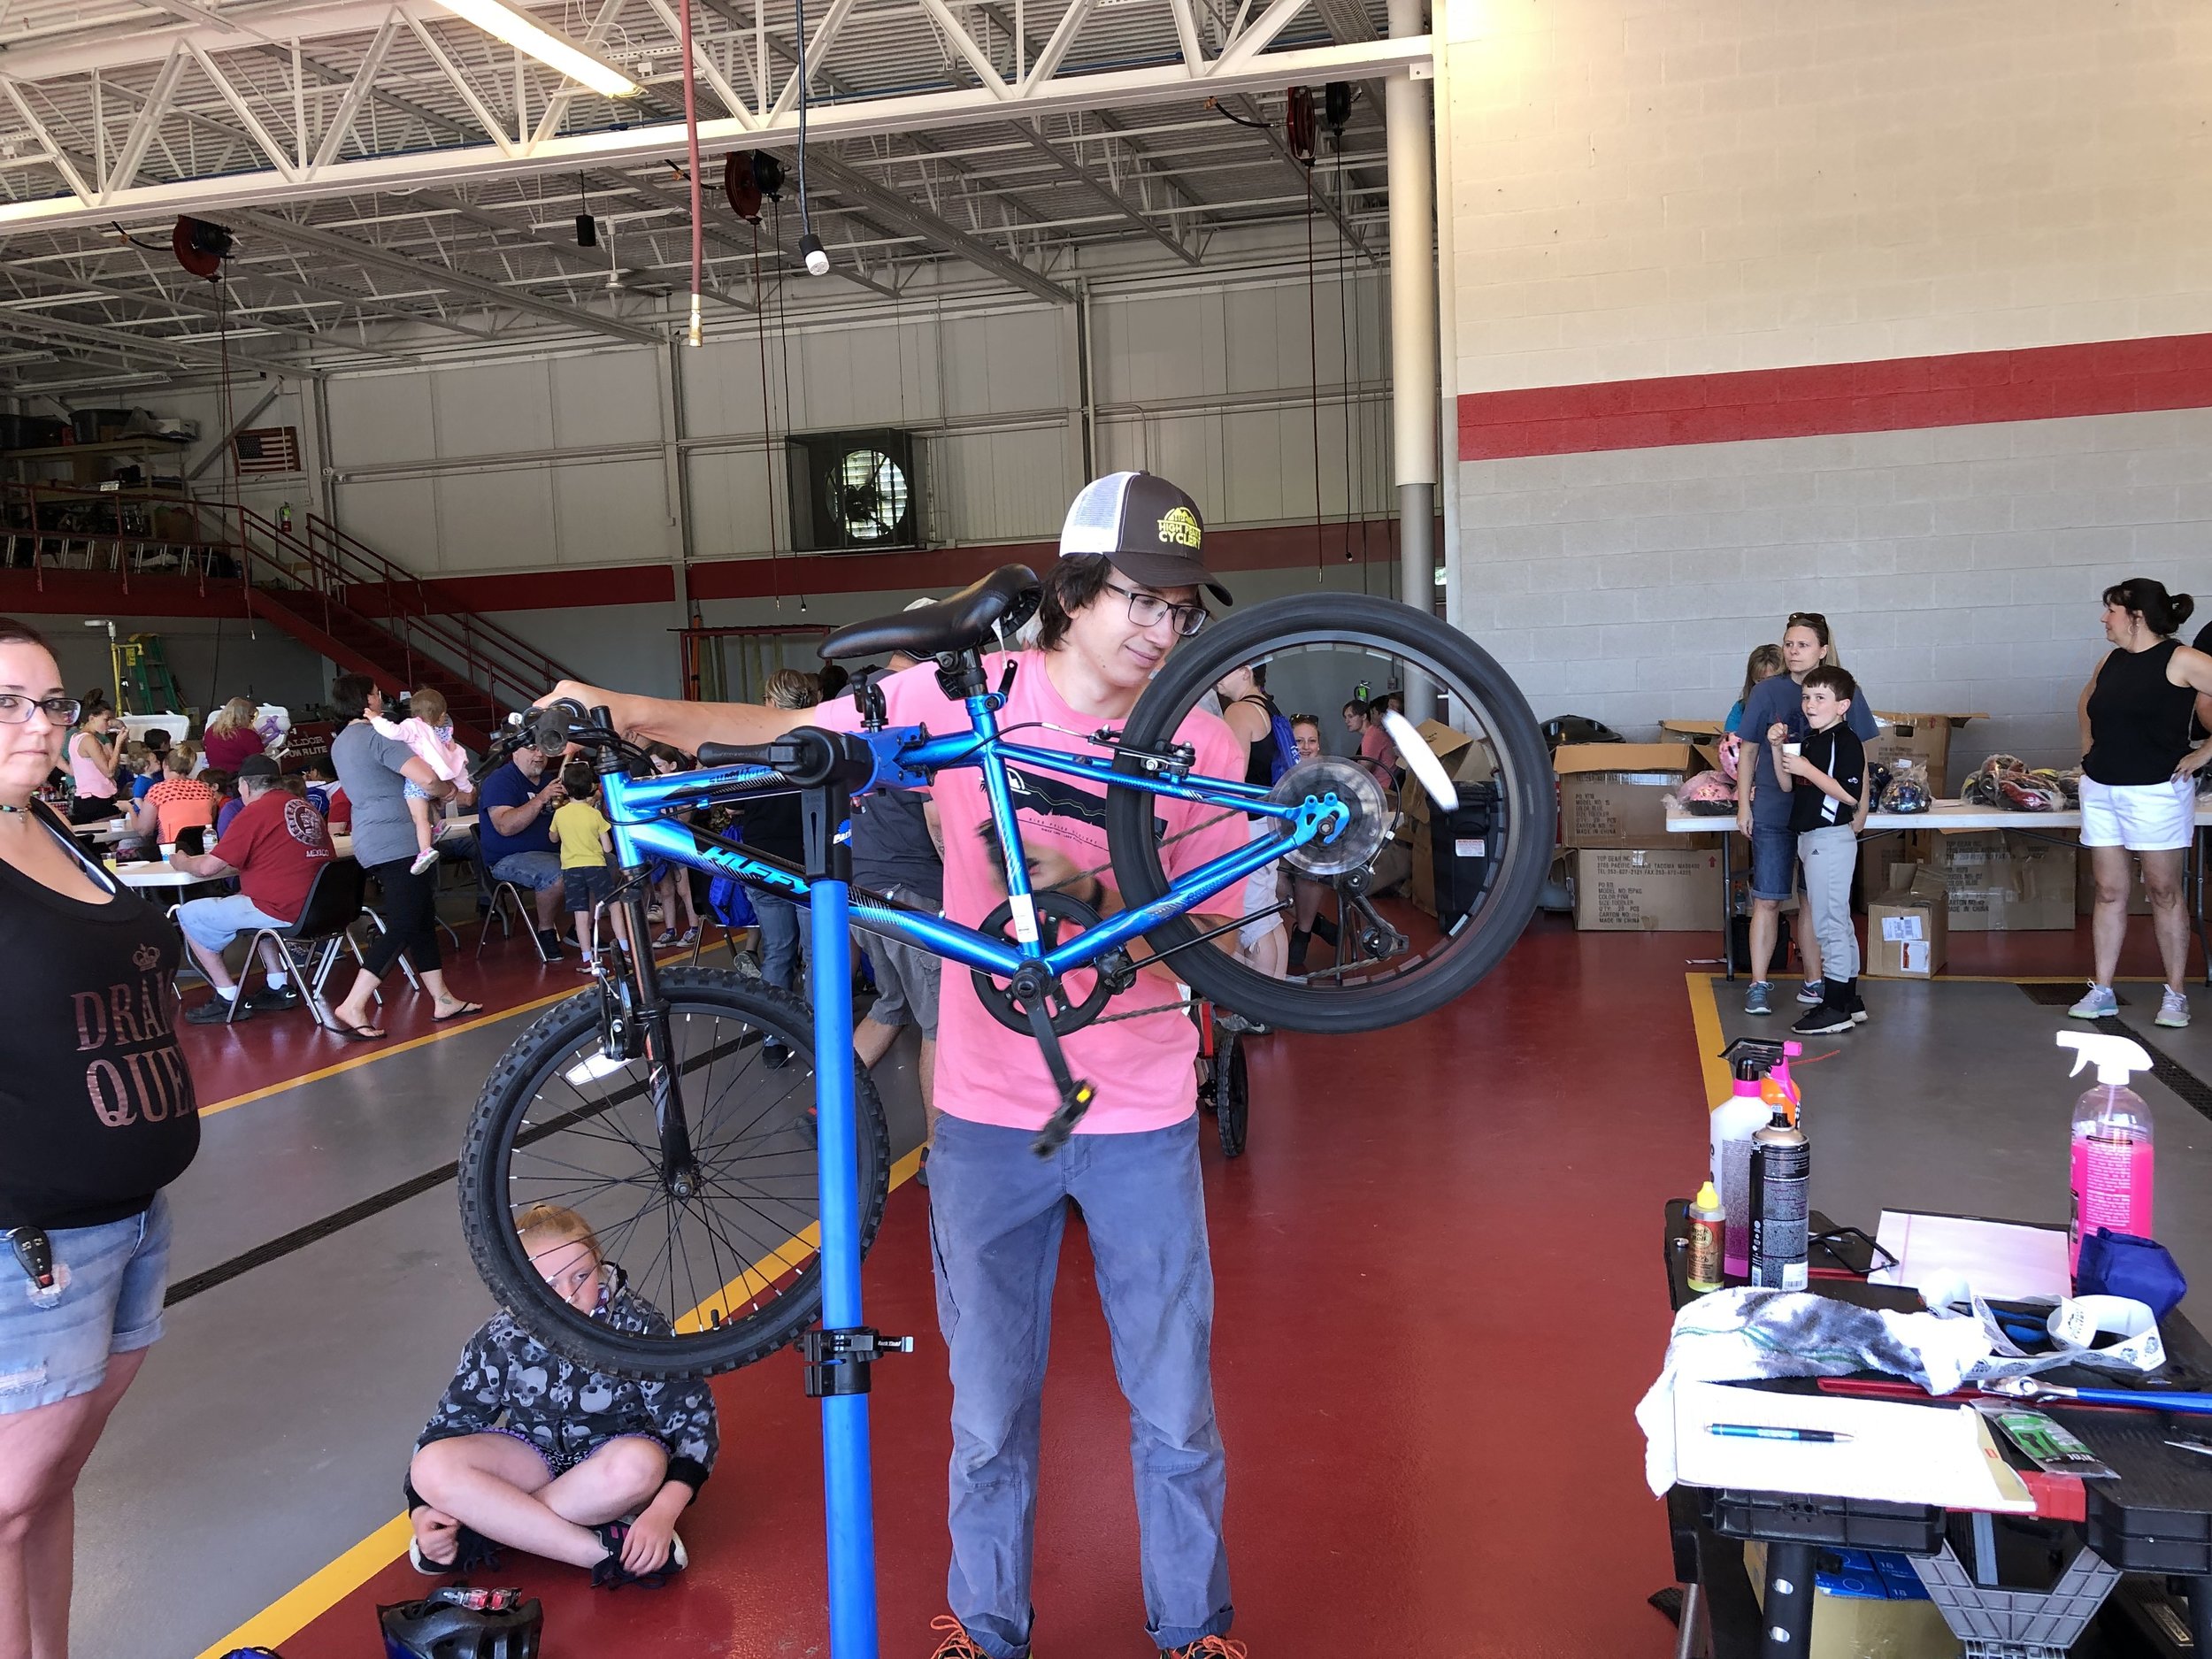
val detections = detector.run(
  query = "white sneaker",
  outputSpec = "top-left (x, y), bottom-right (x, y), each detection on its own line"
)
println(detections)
top-left (2069, 983), bottom-right (2119, 1019)
top-left (409, 847), bottom-right (440, 876)
top-left (2159, 987), bottom-right (2190, 1028)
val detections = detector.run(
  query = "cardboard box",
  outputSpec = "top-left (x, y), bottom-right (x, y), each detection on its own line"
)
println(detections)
top-left (1932, 831), bottom-right (2077, 931)
top-left (2077, 846), bottom-right (2154, 916)
top-left (1867, 710), bottom-right (1983, 797)
top-left (1864, 864), bottom-right (1950, 979)
top-left (1660, 718), bottom-right (1724, 740)
top-left (1571, 846), bottom-right (1723, 931)
top-left (1399, 718), bottom-right (1496, 827)
top-left (1555, 742), bottom-right (1696, 849)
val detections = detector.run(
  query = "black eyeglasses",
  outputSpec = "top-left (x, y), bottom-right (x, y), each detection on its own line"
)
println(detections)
top-left (1102, 578), bottom-right (1209, 638)
top-left (0, 695), bottom-right (83, 726)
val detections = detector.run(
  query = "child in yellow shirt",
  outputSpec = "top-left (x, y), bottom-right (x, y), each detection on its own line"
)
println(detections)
top-left (549, 762), bottom-right (629, 971)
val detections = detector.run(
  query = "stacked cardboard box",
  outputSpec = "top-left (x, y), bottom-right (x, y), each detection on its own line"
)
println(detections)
top-left (1572, 846), bottom-right (1725, 932)
top-left (1864, 864), bottom-right (1950, 979)
top-left (1555, 742), bottom-right (1717, 931)
top-left (1932, 831), bottom-right (2077, 931)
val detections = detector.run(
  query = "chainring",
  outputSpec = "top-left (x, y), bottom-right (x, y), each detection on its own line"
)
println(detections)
top-left (970, 889), bottom-right (1114, 1037)
top-left (1268, 757), bottom-right (1388, 877)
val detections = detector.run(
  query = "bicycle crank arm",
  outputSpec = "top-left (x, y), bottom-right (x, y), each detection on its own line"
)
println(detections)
top-left (1015, 982), bottom-right (1096, 1157)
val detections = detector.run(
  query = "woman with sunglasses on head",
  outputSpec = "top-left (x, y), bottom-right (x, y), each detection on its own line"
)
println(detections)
top-left (1733, 611), bottom-right (1879, 1018)
top-left (0, 619), bottom-right (198, 1659)
top-left (2070, 579), bottom-right (2212, 1027)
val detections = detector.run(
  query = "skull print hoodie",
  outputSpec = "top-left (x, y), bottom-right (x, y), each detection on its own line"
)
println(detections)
top-left (411, 1274), bottom-right (718, 1494)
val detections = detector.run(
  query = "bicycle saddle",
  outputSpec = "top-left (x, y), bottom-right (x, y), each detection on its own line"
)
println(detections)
top-left (818, 565), bottom-right (1041, 663)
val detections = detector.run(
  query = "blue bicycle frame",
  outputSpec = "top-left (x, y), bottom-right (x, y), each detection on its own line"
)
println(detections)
top-left (597, 684), bottom-right (1348, 977)
top-left (584, 678), bottom-right (1345, 1659)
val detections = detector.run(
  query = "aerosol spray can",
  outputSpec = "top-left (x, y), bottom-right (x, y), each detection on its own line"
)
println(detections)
top-left (1748, 1110), bottom-right (1810, 1290)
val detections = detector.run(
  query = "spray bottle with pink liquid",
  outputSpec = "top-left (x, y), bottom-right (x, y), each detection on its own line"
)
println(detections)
top-left (2057, 1030), bottom-right (2155, 1276)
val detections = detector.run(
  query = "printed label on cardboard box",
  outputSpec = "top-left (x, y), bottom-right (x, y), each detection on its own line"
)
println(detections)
top-left (1881, 915), bottom-right (1924, 942)
top-left (1902, 941), bottom-right (1930, 973)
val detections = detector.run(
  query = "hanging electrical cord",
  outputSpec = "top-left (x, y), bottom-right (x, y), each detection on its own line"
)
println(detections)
top-left (1335, 140), bottom-right (1372, 591)
top-left (794, 0), bottom-right (827, 275)
top-left (771, 197), bottom-right (809, 611)
top-left (751, 217), bottom-right (784, 611)
top-left (1303, 166), bottom-right (1325, 581)
top-left (677, 0), bottom-right (704, 343)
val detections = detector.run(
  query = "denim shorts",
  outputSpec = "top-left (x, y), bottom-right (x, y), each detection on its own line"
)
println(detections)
top-left (0, 1192), bottom-right (172, 1415)
top-left (1747, 819), bottom-right (1800, 902)
top-left (563, 864), bottom-right (613, 910)
top-left (174, 891), bottom-right (288, 950)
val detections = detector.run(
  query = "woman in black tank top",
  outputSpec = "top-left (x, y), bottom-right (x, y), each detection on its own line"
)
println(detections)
top-left (0, 618), bottom-right (198, 1651)
top-left (2076, 579), bottom-right (2212, 1023)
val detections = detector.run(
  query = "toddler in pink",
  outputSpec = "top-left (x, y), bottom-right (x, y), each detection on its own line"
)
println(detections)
top-left (373, 686), bottom-right (470, 873)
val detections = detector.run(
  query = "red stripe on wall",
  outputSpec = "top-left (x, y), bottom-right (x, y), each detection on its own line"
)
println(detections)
top-left (0, 571), bottom-right (248, 617)
top-left (1456, 333), bottom-right (2212, 460)
top-left (345, 562), bottom-right (676, 616)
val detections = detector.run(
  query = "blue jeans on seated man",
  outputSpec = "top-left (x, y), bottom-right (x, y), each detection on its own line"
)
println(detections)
top-left (927, 1112), bottom-right (1233, 1658)
top-left (490, 849), bottom-right (564, 893)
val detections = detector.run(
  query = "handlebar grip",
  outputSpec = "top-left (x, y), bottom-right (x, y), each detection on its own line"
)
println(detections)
top-left (530, 699), bottom-right (585, 755)
top-left (696, 741), bottom-right (784, 769)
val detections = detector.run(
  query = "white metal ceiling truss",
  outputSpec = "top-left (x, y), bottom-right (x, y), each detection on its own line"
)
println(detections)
top-left (0, 0), bottom-right (1419, 390)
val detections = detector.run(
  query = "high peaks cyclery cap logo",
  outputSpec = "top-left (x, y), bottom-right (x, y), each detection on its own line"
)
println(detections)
top-left (1156, 504), bottom-right (1202, 549)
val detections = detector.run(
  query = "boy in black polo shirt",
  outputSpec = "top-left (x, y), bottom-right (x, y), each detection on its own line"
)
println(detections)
top-left (1769, 664), bottom-right (1868, 1035)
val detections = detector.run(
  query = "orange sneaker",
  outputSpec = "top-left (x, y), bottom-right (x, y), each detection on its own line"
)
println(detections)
top-left (929, 1615), bottom-right (1007, 1659)
top-left (1161, 1641), bottom-right (1247, 1659)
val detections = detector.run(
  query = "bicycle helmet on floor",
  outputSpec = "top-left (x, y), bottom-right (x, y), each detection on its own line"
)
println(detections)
top-left (380, 1586), bottom-right (542, 1659)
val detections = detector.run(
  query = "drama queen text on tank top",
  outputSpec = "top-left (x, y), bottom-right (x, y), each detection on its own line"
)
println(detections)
top-left (0, 806), bottom-right (197, 1230)
top-left (2085, 637), bottom-right (2201, 786)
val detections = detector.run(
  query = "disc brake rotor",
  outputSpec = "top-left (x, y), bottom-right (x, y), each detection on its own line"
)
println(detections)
top-left (1269, 757), bottom-right (1388, 877)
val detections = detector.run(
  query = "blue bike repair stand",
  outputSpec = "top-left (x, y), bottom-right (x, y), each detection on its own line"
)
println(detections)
top-left (801, 777), bottom-right (906, 1659)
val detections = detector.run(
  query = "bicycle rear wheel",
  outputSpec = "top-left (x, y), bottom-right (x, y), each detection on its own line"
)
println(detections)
top-left (459, 967), bottom-right (891, 1379)
top-left (1105, 593), bottom-right (1552, 1033)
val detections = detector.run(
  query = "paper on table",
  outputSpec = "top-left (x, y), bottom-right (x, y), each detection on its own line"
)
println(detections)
top-left (1870, 1211), bottom-right (2072, 1303)
top-left (1672, 1379), bottom-right (2035, 1511)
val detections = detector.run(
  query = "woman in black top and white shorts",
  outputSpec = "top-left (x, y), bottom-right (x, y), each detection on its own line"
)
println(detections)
top-left (0, 618), bottom-right (198, 1655)
top-left (2073, 578), bottom-right (2212, 1026)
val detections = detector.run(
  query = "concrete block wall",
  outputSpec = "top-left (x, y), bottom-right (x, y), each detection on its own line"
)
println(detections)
top-left (1443, 0), bottom-right (2212, 765)
top-left (1461, 407), bottom-right (2212, 764)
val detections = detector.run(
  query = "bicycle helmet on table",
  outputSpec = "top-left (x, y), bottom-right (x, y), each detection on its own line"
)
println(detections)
top-left (380, 1586), bottom-right (542, 1659)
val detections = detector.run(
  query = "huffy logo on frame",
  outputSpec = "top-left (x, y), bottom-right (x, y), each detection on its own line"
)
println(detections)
top-left (1156, 506), bottom-right (1202, 548)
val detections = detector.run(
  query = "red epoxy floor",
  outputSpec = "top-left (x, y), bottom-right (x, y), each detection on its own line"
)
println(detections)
top-left (282, 918), bottom-right (1701, 1659)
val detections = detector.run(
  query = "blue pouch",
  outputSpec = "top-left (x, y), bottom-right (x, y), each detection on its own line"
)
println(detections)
top-left (2077, 1228), bottom-right (2189, 1319)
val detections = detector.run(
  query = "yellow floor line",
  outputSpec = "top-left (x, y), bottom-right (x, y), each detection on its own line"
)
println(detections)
top-left (1686, 972), bottom-right (1732, 1110)
top-left (191, 1141), bottom-right (928, 1658)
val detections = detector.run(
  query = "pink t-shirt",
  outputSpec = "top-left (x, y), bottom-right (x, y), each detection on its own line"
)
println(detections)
top-left (819, 649), bottom-right (1245, 1136)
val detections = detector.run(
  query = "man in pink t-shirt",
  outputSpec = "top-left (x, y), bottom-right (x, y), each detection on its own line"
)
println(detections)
top-left (556, 472), bottom-right (1252, 1659)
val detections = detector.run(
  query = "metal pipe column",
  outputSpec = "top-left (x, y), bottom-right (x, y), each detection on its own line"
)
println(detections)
top-left (1387, 0), bottom-right (1440, 720)
top-left (810, 875), bottom-right (882, 1657)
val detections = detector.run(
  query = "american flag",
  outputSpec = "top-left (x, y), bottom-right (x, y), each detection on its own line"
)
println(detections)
top-left (234, 426), bottom-right (300, 474)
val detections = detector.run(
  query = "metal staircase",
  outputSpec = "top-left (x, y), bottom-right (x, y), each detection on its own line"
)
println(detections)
top-left (233, 507), bottom-right (573, 751)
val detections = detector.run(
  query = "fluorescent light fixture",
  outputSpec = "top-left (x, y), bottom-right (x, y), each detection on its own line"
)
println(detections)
top-left (1381, 709), bottom-right (1460, 814)
top-left (433, 0), bottom-right (641, 97)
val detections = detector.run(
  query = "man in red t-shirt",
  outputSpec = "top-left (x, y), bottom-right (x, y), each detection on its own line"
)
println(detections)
top-left (171, 755), bottom-right (336, 1024)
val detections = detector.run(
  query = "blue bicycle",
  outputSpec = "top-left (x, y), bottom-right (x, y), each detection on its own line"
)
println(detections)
top-left (459, 568), bottom-right (1552, 1378)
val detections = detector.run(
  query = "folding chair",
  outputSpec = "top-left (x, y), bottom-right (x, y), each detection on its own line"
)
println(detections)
top-left (227, 859), bottom-right (371, 1029)
top-left (475, 856), bottom-right (556, 963)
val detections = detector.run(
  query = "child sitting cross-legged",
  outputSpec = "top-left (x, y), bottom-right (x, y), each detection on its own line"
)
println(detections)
top-left (403, 1203), bottom-right (718, 1587)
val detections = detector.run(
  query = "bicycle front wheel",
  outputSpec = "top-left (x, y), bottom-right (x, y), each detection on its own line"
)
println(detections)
top-left (459, 968), bottom-right (891, 1379)
top-left (1105, 592), bottom-right (1553, 1034)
